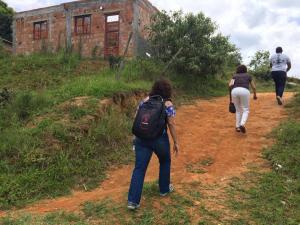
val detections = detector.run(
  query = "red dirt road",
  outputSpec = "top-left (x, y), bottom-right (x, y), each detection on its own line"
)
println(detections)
top-left (0, 92), bottom-right (294, 217)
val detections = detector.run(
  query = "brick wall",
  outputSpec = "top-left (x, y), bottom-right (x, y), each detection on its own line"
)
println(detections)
top-left (14, 5), bottom-right (66, 55)
top-left (69, 1), bottom-right (135, 57)
top-left (13, 0), bottom-right (140, 57)
top-left (13, 0), bottom-right (158, 57)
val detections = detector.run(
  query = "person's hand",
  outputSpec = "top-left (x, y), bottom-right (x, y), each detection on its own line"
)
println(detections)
top-left (173, 142), bottom-right (179, 157)
top-left (253, 94), bottom-right (258, 100)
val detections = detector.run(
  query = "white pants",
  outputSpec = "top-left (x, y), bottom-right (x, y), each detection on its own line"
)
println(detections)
top-left (232, 87), bottom-right (250, 128)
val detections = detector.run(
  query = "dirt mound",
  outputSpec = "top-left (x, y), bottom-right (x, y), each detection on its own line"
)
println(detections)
top-left (0, 92), bottom-right (293, 217)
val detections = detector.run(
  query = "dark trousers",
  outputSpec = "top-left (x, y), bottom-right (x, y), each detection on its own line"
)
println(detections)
top-left (272, 71), bottom-right (287, 98)
top-left (128, 133), bottom-right (171, 205)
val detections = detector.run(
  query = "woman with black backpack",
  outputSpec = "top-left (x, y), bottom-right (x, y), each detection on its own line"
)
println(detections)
top-left (128, 78), bottom-right (179, 210)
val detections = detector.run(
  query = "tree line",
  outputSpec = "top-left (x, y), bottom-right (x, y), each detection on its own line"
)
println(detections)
top-left (0, 0), bottom-right (14, 42)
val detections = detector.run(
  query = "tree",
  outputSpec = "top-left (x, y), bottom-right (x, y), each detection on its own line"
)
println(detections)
top-left (147, 11), bottom-right (241, 76)
top-left (249, 50), bottom-right (271, 81)
top-left (0, 0), bottom-right (14, 42)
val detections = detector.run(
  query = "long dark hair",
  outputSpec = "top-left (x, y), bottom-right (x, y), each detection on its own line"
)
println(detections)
top-left (149, 78), bottom-right (172, 100)
top-left (236, 65), bottom-right (247, 74)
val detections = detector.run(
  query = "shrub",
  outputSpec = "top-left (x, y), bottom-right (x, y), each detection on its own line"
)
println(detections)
top-left (147, 10), bottom-right (241, 76)
top-left (108, 55), bottom-right (122, 70)
top-left (12, 92), bottom-right (51, 121)
top-left (0, 88), bottom-right (11, 107)
top-left (249, 50), bottom-right (271, 81)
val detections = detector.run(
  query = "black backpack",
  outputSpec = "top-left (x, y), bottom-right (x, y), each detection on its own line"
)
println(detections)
top-left (132, 95), bottom-right (167, 140)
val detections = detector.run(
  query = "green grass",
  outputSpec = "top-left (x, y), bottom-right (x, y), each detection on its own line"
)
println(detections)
top-left (0, 52), bottom-right (81, 90)
top-left (186, 157), bottom-right (214, 174)
top-left (0, 105), bottom-right (136, 209)
top-left (286, 92), bottom-right (300, 118)
top-left (0, 212), bottom-right (88, 225)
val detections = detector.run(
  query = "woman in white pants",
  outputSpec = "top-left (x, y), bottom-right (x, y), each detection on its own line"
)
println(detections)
top-left (229, 65), bottom-right (257, 133)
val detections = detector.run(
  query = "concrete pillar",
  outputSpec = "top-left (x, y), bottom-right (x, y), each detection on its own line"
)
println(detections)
top-left (12, 17), bottom-right (16, 54)
top-left (132, 0), bottom-right (140, 57)
top-left (65, 8), bottom-right (72, 52)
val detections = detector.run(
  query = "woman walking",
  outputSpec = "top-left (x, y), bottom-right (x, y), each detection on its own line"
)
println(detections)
top-left (229, 65), bottom-right (257, 133)
top-left (128, 78), bottom-right (179, 210)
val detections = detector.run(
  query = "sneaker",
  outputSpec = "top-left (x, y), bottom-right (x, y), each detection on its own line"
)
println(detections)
top-left (127, 202), bottom-right (140, 210)
top-left (276, 96), bottom-right (283, 105)
top-left (236, 127), bottom-right (241, 132)
top-left (160, 184), bottom-right (175, 197)
top-left (239, 125), bottom-right (246, 134)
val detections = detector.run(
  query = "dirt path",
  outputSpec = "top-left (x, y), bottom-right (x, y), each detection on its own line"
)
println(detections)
top-left (1, 92), bottom-right (294, 217)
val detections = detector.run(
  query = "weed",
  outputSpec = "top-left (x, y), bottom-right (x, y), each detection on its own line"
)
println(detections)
top-left (186, 157), bottom-right (214, 174)
top-left (0, 212), bottom-right (87, 225)
top-left (82, 200), bottom-right (111, 218)
top-left (143, 181), bottom-right (160, 198)
top-left (69, 106), bottom-right (89, 120)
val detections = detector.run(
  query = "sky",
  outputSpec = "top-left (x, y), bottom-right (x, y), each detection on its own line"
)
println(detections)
top-left (5, 0), bottom-right (300, 77)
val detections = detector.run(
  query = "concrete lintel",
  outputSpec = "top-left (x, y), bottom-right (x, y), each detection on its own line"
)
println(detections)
top-left (103, 9), bottom-right (122, 15)
top-left (14, 5), bottom-right (64, 19)
top-left (12, 20), bottom-right (16, 54)
top-left (15, 0), bottom-right (128, 19)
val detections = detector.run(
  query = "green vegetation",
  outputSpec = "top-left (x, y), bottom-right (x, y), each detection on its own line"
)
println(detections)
top-left (0, 103), bottom-right (136, 209)
top-left (148, 10), bottom-right (241, 76)
top-left (0, 52), bottom-right (151, 209)
top-left (0, 0), bottom-right (14, 42)
top-left (286, 92), bottom-right (300, 118)
top-left (186, 157), bottom-right (214, 174)
top-left (249, 50), bottom-right (271, 81)
top-left (0, 212), bottom-right (88, 225)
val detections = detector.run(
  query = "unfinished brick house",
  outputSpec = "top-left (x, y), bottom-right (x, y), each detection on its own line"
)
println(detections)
top-left (13, 0), bottom-right (158, 57)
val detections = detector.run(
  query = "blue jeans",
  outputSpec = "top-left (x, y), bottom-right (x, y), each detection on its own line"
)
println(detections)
top-left (128, 133), bottom-right (171, 205)
top-left (272, 71), bottom-right (287, 97)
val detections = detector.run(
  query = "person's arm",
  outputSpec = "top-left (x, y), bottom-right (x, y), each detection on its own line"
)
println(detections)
top-left (165, 101), bottom-right (179, 156)
top-left (250, 80), bottom-right (257, 100)
top-left (167, 116), bottom-right (179, 156)
top-left (229, 79), bottom-right (235, 88)
top-left (270, 56), bottom-right (273, 69)
top-left (287, 62), bottom-right (291, 72)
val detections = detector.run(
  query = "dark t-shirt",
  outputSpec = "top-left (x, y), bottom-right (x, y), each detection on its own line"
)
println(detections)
top-left (233, 73), bottom-right (252, 90)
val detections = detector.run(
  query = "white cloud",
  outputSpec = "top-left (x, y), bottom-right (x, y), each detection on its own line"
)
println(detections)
top-left (150, 0), bottom-right (300, 77)
top-left (4, 0), bottom-right (300, 77)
